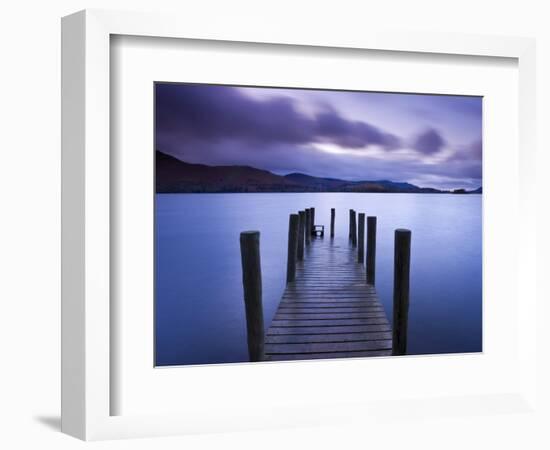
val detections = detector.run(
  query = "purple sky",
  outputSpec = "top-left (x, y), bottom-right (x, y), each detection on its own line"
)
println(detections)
top-left (155, 83), bottom-right (482, 190)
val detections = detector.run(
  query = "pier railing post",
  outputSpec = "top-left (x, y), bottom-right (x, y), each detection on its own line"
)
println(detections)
top-left (351, 210), bottom-right (357, 247)
top-left (366, 216), bottom-right (377, 285)
top-left (349, 209), bottom-right (353, 239)
top-left (310, 207), bottom-right (315, 235)
top-left (357, 213), bottom-right (365, 263)
top-left (330, 208), bottom-right (335, 238)
top-left (297, 210), bottom-right (305, 260)
top-left (239, 231), bottom-right (265, 362)
top-left (286, 214), bottom-right (300, 283)
top-left (305, 209), bottom-right (311, 245)
top-left (392, 229), bottom-right (411, 356)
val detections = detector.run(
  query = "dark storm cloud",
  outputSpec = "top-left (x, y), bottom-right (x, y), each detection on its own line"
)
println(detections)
top-left (155, 83), bottom-right (401, 150)
top-left (316, 109), bottom-right (401, 149)
top-left (156, 84), bottom-right (313, 144)
top-left (449, 138), bottom-right (483, 162)
top-left (412, 128), bottom-right (446, 155)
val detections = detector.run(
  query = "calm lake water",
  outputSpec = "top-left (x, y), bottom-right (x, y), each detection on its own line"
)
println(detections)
top-left (155, 193), bottom-right (482, 366)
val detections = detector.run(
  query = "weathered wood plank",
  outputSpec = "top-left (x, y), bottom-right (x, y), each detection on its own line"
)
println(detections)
top-left (284, 287), bottom-right (377, 292)
top-left (281, 299), bottom-right (380, 305)
top-left (267, 324), bottom-right (392, 335)
top-left (274, 312), bottom-right (387, 320)
top-left (284, 292), bottom-right (377, 297)
top-left (266, 350), bottom-right (392, 361)
top-left (290, 278), bottom-right (368, 282)
top-left (265, 332), bottom-right (392, 344)
top-left (293, 271), bottom-right (367, 275)
top-left (293, 275), bottom-right (366, 278)
top-left (291, 283), bottom-right (368, 287)
top-left (281, 300), bottom-right (380, 305)
top-left (271, 318), bottom-right (390, 327)
top-left (277, 306), bottom-right (384, 313)
top-left (285, 285), bottom-right (376, 289)
top-left (279, 302), bottom-right (383, 307)
top-left (283, 293), bottom-right (378, 298)
top-left (287, 282), bottom-right (374, 285)
top-left (288, 284), bottom-right (368, 288)
top-left (265, 340), bottom-right (392, 354)
top-left (283, 291), bottom-right (378, 296)
top-left (282, 295), bottom-right (379, 301)
top-left (284, 287), bottom-right (376, 292)
top-left (289, 281), bottom-right (371, 284)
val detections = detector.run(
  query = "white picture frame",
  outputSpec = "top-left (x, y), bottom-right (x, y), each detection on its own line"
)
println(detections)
top-left (61, 9), bottom-right (537, 441)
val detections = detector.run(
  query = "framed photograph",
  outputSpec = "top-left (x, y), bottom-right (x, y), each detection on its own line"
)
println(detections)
top-left (61, 9), bottom-right (537, 440)
top-left (153, 81), bottom-right (483, 366)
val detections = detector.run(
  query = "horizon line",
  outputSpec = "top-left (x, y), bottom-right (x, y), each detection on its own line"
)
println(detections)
top-left (156, 149), bottom-right (481, 192)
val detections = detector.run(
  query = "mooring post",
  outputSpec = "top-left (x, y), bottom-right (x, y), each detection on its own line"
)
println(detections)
top-left (349, 209), bottom-right (353, 239)
top-left (305, 208), bottom-right (311, 245)
top-left (297, 210), bottom-right (305, 260)
top-left (310, 207), bottom-right (316, 235)
top-left (239, 231), bottom-right (265, 362)
top-left (366, 216), bottom-right (377, 285)
top-left (330, 208), bottom-right (335, 238)
top-left (392, 229), bottom-right (411, 356)
top-left (286, 214), bottom-right (300, 283)
top-left (351, 210), bottom-right (357, 247)
top-left (357, 213), bottom-right (365, 263)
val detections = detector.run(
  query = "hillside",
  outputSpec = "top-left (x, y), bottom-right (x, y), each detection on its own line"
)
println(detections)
top-left (156, 151), bottom-right (477, 194)
top-left (156, 151), bottom-right (299, 193)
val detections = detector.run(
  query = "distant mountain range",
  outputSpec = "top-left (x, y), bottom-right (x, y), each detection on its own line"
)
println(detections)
top-left (156, 151), bottom-right (481, 194)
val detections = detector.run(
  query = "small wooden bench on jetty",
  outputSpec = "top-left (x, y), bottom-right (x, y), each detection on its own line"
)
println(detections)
top-left (312, 225), bottom-right (324, 237)
top-left (239, 207), bottom-right (411, 362)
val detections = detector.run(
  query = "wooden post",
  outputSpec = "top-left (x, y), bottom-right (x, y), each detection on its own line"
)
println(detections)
top-left (239, 231), bottom-right (265, 362)
top-left (297, 210), bottom-right (305, 260)
top-left (330, 208), bottom-right (335, 238)
top-left (366, 216), bottom-right (377, 285)
top-left (305, 208), bottom-right (311, 245)
top-left (357, 213), bottom-right (365, 263)
top-left (349, 209), bottom-right (353, 239)
top-left (351, 210), bottom-right (357, 247)
top-left (286, 214), bottom-right (300, 283)
top-left (392, 229), bottom-right (411, 356)
top-left (310, 207), bottom-right (315, 235)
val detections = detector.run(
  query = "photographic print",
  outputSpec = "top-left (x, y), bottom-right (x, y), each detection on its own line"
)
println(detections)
top-left (155, 83), bottom-right (482, 366)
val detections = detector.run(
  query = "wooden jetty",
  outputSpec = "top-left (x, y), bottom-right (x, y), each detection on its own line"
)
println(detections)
top-left (264, 237), bottom-right (392, 361)
top-left (239, 208), bottom-right (411, 362)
